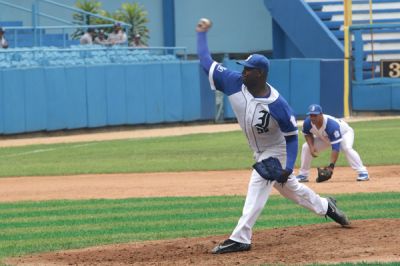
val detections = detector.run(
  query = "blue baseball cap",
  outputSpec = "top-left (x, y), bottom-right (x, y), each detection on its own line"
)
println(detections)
top-left (237, 54), bottom-right (270, 73)
top-left (307, 104), bottom-right (323, 115)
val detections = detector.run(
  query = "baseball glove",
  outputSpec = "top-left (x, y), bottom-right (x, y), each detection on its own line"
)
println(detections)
top-left (316, 167), bottom-right (333, 183)
top-left (253, 157), bottom-right (290, 184)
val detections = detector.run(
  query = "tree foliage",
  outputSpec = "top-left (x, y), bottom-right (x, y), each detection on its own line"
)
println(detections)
top-left (72, 0), bottom-right (103, 39)
top-left (115, 2), bottom-right (149, 46)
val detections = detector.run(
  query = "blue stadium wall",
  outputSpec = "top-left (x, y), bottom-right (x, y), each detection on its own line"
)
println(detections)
top-left (0, 62), bottom-right (213, 134)
top-left (3, 0), bottom-right (394, 135)
top-left (0, 59), bottom-right (343, 135)
top-left (352, 81), bottom-right (400, 111)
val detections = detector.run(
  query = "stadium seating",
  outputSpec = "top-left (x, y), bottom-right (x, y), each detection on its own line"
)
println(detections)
top-left (1, 20), bottom-right (180, 67)
top-left (0, 45), bottom-right (180, 68)
top-left (305, 0), bottom-right (400, 79)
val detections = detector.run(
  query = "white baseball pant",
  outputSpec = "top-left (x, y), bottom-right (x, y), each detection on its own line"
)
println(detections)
top-left (229, 153), bottom-right (329, 244)
top-left (298, 129), bottom-right (367, 177)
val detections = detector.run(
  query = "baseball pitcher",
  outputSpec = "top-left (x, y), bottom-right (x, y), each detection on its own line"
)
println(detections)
top-left (196, 19), bottom-right (351, 255)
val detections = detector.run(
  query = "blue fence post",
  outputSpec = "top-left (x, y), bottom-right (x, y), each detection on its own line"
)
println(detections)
top-left (13, 26), bottom-right (17, 47)
top-left (36, 0), bottom-right (40, 26)
top-left (63, 28), bottom-right (66, 48)
top-left (32, 3), bottom-right (36, 47)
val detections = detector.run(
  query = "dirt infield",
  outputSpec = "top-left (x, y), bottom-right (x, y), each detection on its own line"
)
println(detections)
top-left (0, 165), bottom-right (399, 202)
top-left (2, 121), bottom-right (400, 265)
top-left (7, 219), bottom-right (400, 266)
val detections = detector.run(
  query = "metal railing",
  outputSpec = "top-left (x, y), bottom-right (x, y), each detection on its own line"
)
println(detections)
top-left (4, 24), bottom-right (123, 48)
top-left (0, 0), bottom-right (72, 25)
top-left (350, 23), bottom-right (400, 82)
top-left (0, 0), bottom-right (130, 48)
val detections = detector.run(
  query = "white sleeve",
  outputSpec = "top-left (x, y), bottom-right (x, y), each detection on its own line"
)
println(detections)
top-left (208, 61), bottom-right (218, 91)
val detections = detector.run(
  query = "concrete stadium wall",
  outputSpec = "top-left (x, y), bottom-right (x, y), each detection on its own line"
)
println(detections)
top-left (0, 0), bottom-right (164, 47)
top-left (174, 0), bottom-right (272, 54)
top-left (0, 0), bottom-right (273, 54)
top-left (264, 0), bottom-right (343, 59)
top-left (0, 59), bottom-right (345, 135)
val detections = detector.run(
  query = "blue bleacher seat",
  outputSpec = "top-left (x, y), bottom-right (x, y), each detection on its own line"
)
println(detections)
top-left (0, 21), bottom-right (23, 27)
top-left (305, 0), bottom-right (400, 81)
top-left (0, 45), bottom-right (180, 68)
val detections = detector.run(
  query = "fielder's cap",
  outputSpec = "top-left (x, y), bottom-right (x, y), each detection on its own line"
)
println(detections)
top-left (237, 54), bottom-right (270, 73)
top-left (134, 34), bottom-right (141, 38)
top-left (0, 27), bottom-right (4, 33)
top-left (114, 22), bottom-right (122, 27)
top-left (307, 104), bottom-right (323, 115)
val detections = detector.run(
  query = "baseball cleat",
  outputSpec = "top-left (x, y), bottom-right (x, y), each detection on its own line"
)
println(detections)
top-left (296, 175), bottom-right (309, 182)
top-left (325, 197), bottom-right (351, 227)
top-left (357, 172), bottom-right (369, 181)
top-left (212, 239), bottom-right (251, 254)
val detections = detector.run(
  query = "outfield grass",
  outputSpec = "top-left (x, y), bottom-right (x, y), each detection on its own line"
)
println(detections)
top-left (0, 192), bottom-right (399, 259)
top-left (0, 119), bottom-right (399, 177)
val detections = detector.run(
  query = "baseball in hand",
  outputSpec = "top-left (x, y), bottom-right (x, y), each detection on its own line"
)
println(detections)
top-left (196, 18), bottom-right (212, 32)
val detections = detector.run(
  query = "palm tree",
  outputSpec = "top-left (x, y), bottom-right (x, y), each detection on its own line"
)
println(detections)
top-left (115, 2), bottom-right (149, 46)
top-left (93, 9), bottom-right (116, 33)
top-left (72, 0), bottom-right (103, 39)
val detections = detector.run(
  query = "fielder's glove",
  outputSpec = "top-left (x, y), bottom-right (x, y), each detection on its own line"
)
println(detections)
top-left (253, 157), bottom-right (291, 184)
top-left (316, 167), bottom-right (333, 183)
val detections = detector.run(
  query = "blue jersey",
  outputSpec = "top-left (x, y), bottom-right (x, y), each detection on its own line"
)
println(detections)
top-left (208, 61), bottom-right (298, 154)
top-left (302, 114), bottom-right (351, 145)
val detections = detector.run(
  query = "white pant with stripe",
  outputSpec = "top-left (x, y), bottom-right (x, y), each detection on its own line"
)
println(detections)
top-left (298, 129), bottom-right (367, 177)
top-left (229, 152), bottom-right (329, 244)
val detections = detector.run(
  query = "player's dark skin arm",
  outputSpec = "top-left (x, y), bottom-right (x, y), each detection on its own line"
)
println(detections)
top-left (304, 134), bottom-right (318, 157)
top-left (328, 149), bottom-right (339, 171)
top-left (197, 19), bottom-right (269, 98)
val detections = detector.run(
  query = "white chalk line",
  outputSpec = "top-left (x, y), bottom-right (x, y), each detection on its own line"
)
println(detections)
top-left (0, 142), bottom-right (98, 158)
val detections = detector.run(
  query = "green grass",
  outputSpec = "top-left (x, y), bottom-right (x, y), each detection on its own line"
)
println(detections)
top-left (0, 192), bottom-right (399, 259)
top-left (0, 119), bottom-right (399, 177)
top-left (0, 131), bottom-right (251, 177)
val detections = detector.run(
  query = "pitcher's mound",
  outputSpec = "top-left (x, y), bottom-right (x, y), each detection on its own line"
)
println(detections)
top-left (6, 219), bottom-right (400, 266)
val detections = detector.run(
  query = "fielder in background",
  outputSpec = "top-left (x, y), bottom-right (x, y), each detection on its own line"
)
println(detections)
top-left (296, 104), bottom-right (369, 183)
top-left (196, 18), bottom-right (351, 255)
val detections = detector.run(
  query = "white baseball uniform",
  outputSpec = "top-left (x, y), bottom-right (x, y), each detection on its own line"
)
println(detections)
top-left (204, 59), bottom-right (330, 244)
top-left (298, 114), bottom-right (368, 177)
